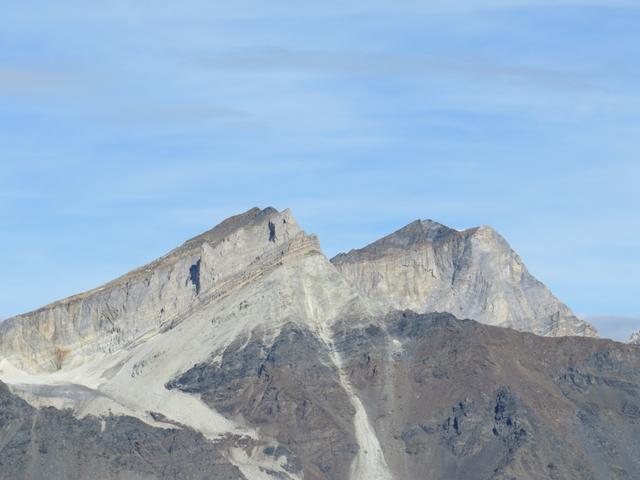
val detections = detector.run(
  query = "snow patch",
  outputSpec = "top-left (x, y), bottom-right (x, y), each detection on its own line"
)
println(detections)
top-left (228, 447), bottom-right (302, 480)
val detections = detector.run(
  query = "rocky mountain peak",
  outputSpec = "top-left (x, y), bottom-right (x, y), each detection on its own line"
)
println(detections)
top-left (331, 218), bottom-right (597, 337)
top-left (0, 207), bottom-right (322, 373)
top-left (177, 206), bottom-right (279, 252)
top-left (332, 219), bottom-right (458, 264)
top-left (630, 331), bottom-right (640, 345)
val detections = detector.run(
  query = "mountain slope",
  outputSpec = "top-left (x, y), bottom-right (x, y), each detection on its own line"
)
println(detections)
top-left (1, 208), bottom-right (635, 480)
top-left (333, 311), bottom-right (640, 479)
top-left (169, 310), bottom-right (640, 480)
top-left (3, 312), bottom-right (639, 480)
top-left (0, 382), bottom-right (245, 480)
top-left (0, 207), bottom-right (386, 479)
top-left (331, 219), bottom-right (596, 337)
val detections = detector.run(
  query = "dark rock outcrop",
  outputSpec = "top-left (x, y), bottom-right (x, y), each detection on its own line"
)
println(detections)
top-left (0, 382), bottom-right (244, 480)
top-left (168, 324), bottom-right (358, 480)
top-left (330, 311), bottom-right (640, 480)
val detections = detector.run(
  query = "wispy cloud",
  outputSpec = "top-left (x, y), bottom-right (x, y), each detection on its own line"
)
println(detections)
top-left (4, 0), bottom-right (635, 24)
top-left (103, 104), bottom-right (255, 128)
top-left (415, 0), bottom-right (639, 11)
top-left (0, 67), bottom-right (65, 95)
top-left (200, 48), bottom-right (600, 91)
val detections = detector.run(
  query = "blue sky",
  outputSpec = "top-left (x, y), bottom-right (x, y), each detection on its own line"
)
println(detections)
top-left (1, 1), bottom-right (638, 340)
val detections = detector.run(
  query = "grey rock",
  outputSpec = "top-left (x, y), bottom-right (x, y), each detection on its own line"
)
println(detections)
top-left (332, 311), bottom-right (640, 480)
top-left (1, 207), bottom-right (636, 480)
top-left (158, 310), bottom-right (640, 480)
top-left (0, 207), bottom-right (322, 373)
top-left (0, 382), bottom-right (245, 480)
top-left (331, 219), bottom-right (597, 337)
top-left (167, 324), bottom-right (358, 480)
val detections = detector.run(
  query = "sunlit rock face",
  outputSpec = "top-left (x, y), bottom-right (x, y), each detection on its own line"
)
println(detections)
top-left (0, 207), bottom-right (326, 373)
top-left (630, 331), bottom-right (640, 345)
top-left (331, 219), bottom-right (597, 337)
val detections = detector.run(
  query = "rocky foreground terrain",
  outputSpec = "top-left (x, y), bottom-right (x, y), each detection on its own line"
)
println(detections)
top-left (1, 207), bottom-right (638, 480)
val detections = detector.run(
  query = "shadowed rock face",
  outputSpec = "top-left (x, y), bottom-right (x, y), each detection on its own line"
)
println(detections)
top-left (167, 324), bottom-right (358, 480)
top-left (2, 312), bottom-right (640, 479)
top-left (163, 312), bottom-right (640, 480)
top-left (331, 220), bottom-right (596, 337)
top-left (333, 311), bottom-right (640, 480)
top-left (0, 382), bottom-right (245, 480)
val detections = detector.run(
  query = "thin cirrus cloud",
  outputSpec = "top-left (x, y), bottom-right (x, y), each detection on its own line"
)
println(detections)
top-left (3, 0), bottom-right (635, 23)
top-left (0, 67), bottom-right (66, 95)
top-left (200, 48), bottom-right (600, 91)
top-left (104, 105), bottom-right (255, 128)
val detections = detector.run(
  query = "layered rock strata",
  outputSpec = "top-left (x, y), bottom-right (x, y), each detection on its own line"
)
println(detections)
top-left (331, 219), bottom-right (596, 337)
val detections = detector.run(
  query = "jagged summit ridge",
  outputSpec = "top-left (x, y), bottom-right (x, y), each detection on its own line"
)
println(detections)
top-left (331, 218), bottom-right (597, 337)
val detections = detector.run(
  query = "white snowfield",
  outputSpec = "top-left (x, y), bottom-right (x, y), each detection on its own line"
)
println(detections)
top-left (0, 207), bottom-right (597, 479)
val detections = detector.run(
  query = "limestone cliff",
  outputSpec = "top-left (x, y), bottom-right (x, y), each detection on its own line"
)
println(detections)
top-left (0, 207), bottom-right (324, 372)
top-left (331, 219), bottom-right (597, 337)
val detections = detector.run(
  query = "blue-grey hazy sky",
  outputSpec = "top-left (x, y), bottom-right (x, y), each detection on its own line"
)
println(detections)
top-left (1, 1), bottom-right (638, 339)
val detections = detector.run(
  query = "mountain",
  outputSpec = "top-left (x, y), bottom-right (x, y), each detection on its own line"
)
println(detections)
top-left (0, 207), bottom-right (365, 374)
top-left (630, 331), bottom-right (640, 345)
top-left (331, 219), bottom-right (596, 337)
top-left (0, 207), bottom-right (380, 479)
top-left (1, 207), bottom-right (638, 480)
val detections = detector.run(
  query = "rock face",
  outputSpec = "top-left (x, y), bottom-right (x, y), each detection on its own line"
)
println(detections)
top-left (0, 207), bottom-right (329, 373)
top-left (630, 331), bottom-right (640, 345)
top-left (0, 207), bottom-right (381, 479)
top-left (332, 311), bottom-right (640, 480)
top-left (331, 219), bottom-right (597, 337)
top-left (1, 207), bottom-right (636, 480)
top-left (166, 324), bottom-right (359, 480)
top-left (0, 382), bottom-right (245, 480)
